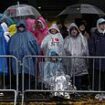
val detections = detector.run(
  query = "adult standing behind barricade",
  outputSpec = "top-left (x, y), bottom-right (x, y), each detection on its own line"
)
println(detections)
top-left (88, 18), bottom-right (105, 92)
top-left (0, 24), bottom-right (9, 88)
top-left (64, 23), bottom-right (89, 90)
top-left (33, 16), bottom-right (48, 46)
top-left (8, 20), bottom-right (40, 90)
top-left (77, 21), bottom-right (90, 40)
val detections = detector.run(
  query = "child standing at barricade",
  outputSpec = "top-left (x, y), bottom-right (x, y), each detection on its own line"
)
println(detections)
top-left (64, 23), bottom-right (89, 90)
top-left (41, 23), bottom-right (76, 99)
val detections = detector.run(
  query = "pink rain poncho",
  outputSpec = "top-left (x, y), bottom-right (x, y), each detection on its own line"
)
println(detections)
top-left (33, 16), bottom-right (48, 45)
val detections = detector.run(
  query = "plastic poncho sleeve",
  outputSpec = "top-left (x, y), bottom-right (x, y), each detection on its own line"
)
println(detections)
top-left (41, 35), bottom-right (49, 49)
top-left (28, 37), bottom-right (40, 55)
top-left (80, 34), bottom-right (89, 56)
top-left (64, 36), bottom-right (71, 55)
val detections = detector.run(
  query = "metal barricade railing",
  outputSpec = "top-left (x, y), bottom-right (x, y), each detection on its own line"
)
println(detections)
top-left (0, 55), bottom-right (18, 105)
top-left (22, 55), bottom-right (105, 104)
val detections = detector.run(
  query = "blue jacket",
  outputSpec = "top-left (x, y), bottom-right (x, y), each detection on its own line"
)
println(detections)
top-left (9, 20), bottom-right (40, 76)
top-left (89, 29), bottom-right (105, 70)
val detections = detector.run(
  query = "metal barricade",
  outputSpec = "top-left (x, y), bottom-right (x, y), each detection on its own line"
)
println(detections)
top-left (0, 55), bottom-right (18, 105)
top-left (22, 55), bottom-right (105, 104)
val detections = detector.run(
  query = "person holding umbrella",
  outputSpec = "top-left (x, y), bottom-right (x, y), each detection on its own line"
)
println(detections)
top-left (8, 20), bottom-right (40, 90)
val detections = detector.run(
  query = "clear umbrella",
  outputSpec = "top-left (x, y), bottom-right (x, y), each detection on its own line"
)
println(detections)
top-left (58, 4), bottom-right (105, 16)
top-left (4, 3), bottom-right (41, 19)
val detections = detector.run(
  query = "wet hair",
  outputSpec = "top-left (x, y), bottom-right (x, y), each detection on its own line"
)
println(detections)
top-left (17, 24), bottom-right (25, 28)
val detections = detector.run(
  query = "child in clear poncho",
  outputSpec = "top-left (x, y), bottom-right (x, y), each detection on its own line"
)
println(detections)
top-left (41, 23), bottom-right (64, 56)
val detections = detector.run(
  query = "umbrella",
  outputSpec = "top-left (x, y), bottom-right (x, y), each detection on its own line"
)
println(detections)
top-left (58, 4), bottom-right (105, 16)
top-left (4, 4), bottom-right (41, 18)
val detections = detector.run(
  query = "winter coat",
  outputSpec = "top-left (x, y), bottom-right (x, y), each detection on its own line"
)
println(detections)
top-left (8, 20), bottom-right (40, 76)
top-left (89, 29), bottom-right (105, 71)
top-left (0, 25), bottom-right (8, 74)
top-left (64, 23), bottom-right (88, 76)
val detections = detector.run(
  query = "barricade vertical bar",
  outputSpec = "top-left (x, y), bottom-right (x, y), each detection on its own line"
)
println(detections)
top-left (0, 56), bottom-right (19, 105)
top-left (99, 59), bottom-right (101, 91)
top-left (92, 58), bottom-right (95, 90)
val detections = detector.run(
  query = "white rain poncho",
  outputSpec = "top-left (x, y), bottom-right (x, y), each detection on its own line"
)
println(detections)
top-left (64, 23), bottom-right (89, 76)
top-left (41, 23), bottom-right (64, 56)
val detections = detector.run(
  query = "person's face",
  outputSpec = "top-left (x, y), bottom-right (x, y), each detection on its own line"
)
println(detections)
top-left (50, 28), bottom-right (58, 34)
top-left (36, 21), bottom-right (43, 29)
top-left (57, 24), bottom-right (62, 29)
top-left (79, 24), bottom-right (85, 32)
top-left (99, 23), bottom-right (105, 31)
top-left (70, 28), bottom-right (78, 37)
top-left (18, 27), bottom-right (24, 31)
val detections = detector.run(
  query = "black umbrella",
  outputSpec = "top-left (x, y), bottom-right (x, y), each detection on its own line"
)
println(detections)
top-left (58, 4), bottom-right (105, 16)
top-left (57, 3), bottom-right (105, 26)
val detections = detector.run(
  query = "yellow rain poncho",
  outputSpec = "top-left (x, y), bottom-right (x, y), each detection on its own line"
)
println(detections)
top-left (8, 24), bottom-right (17, 36)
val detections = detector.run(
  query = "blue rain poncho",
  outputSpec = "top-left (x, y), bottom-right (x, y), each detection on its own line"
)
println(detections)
top-left (8, 20), bottom-right (40, 76)
top-left (0, 25), bottom-right (8, 74)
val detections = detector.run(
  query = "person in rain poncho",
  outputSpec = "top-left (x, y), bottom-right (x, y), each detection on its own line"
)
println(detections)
top-left (89, 18), bottom-right (105, 91)
top-left (40, 24), bottom-right (76, 99)
top-left (0, 25), bottom-right (8, 88)
top-left (41, 23), bottom-right (64, 56)
top-left (33, 16), bottom-right (48, 46)
top-left (8, 20), bottom-right (40, 89)
top-left (64, 23), bottom-right (89, 90)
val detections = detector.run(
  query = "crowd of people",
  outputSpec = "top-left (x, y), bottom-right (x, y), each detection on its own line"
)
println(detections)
top-left (0, 15), bottom-right (105, 99)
